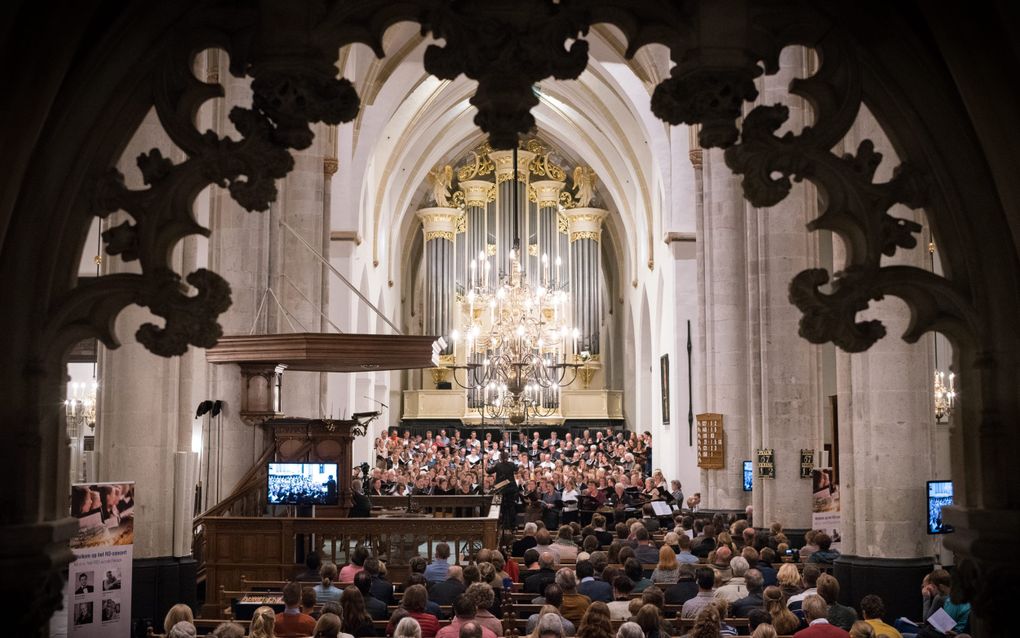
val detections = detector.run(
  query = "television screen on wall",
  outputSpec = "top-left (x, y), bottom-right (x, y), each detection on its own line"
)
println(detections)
top-left (742, 460), bottom-right (753, 492)
top-left (267, 462), bottom-right (339, 505)
top-left (927, 480), bottom-right (954, 534)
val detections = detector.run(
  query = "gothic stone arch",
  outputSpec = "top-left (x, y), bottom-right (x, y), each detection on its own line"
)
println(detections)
top-left (2, 2), bottom-right (1016, 635)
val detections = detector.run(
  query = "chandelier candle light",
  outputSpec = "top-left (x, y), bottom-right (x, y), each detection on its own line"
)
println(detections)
top-left (448, 146), bottom-right (586, 424)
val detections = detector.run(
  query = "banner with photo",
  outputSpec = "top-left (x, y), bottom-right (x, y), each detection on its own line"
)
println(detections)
top-left (810, 467), bottom-right (842, 550)
top-left (68, 482), bottom-right (134, 638)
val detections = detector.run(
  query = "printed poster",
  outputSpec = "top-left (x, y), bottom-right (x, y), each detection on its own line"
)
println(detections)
top-left (810, 468), bottom-right (841, 550)
top-left (68, 482), bottom-right (134, 638)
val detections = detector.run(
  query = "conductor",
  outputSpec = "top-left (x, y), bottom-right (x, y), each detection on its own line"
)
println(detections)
top-left (487, 450), bottom-right (518, 530)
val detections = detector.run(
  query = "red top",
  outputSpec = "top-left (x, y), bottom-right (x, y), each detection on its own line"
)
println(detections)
top-left (794, 622), bottom-right (852, 638)
top-left (275, 609), bottom-right (317, 637)
top-left (389, 611), bottom-right (441, 638)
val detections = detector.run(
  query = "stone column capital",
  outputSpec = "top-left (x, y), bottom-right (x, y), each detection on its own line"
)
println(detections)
top-left (417, 207), bottom-right (461, 242)
top-left (460, 180), bottom-right (495, 207)
top-left (565, 207), bottom-right (608, 242)
top-left (489, 149), bottom-right (536, 183)
top-left (531, 180), bottom-right (564, 208)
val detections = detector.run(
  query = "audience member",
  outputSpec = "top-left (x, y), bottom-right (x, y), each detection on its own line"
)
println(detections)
top-left (169, 621), bottom-right (198, 638)
top-left (763, 586), bottom-right (802, 636)
top-left (776, 563), bottom-right (801, 599)
top-left (211, 622), bottom-right (246, 638)
top-left (577, 559), bottom-right (613, 603)
top-left (301, 586), bottom-right (318, 617)
top-left (730, 569), bottom-right (765, 617)
top-left (681, 566), bottom-right (718, 619)
top-left (747, 610), bottom-right (772, 634)
top-left (316, 562), bottom-right (343, 604)
top-left (633, 527), bottom-right (660, 564)
top-left (793, 595), bottom-right (849, 638)
top-left (806, 534), bottom-right (838, 566)
top-left (394, 617), bottom-right (423, 638)
top-left (556, 568), bottom-right (592, 625)
top-left (788, 565), bottom-right (821, 614)
top-left (689, 605), bottom-right (721, 638)
top-left (354, 571), bottom-right (388, 620)
top-left (250, 606), bottom-right (277, 638)
top-left (673, 535), bottom-right (699, 565)
top-left (164, 604), bottom-right (194, 634)
top-left (312, 612), bottom-right (348, 638)
top-left (341, 547), bottom-right (370, 582)
top-left (576, 601), bottom-right (613, 638)
top-left (664, 564), bottom-right (699, 606)
top-left (715, 556), bottom-right (749, 602)
top-left (756, 548), bottom-right (779, 587)
top-left (624, 557), bottom-right (652, 593)
top-left (297, 552), bottom-right (323, 582)
top-left (554, 526), bottom-right (580, 561)
top-left (615, 622), bottom-right (643, 638)
top-left (436, 596), bottom-right (498, 638)
top-left (364, 557), bottom-right (396, 605)
top-left (651, 544), bottom-right (679, 584)
top-left (751, 624), bottom-right (778, 638)
top-left (799, 531), bottom-right (819, 564)
top-left (711, 546), bottom-right (734, 583)
top-left (634, 604), bottom-right (666, 638)
top-left (428, 564), bottom-right (465, 606)
top-left (514, 523), bottom-right (540, 557)
top-left (816, 574), bottom-right (856, 630)
top-left (525, 552), bottom-right (559, 594)
top-left (340, 586), bottom-right (377, 637)
top-left (526, 601), bottom-right (576, 637)
top-left (859, 595), bottom-right (902, 638)
top-left (848, 622), bottom-right (874, 638)
top-left (426, 544), bottom-right (453, 583)
top-left (919, 569), bottom-right (970, 635)
top-left (276, 581), bottom-right (317, 638)
top-left (607, 576), bottom-right (635, 621)
top-left (465, 582), bottom-right (503, 637)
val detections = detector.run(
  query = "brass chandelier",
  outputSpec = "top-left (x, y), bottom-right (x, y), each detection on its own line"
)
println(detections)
top-left (448, 147), bottom-right (586, 424)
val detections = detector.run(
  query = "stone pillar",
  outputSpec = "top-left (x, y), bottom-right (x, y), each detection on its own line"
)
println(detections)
top-left (204, 51), bottom-right (271, 508)
top-left (741, 46), bottom-right (823, 531)
top-left (95, 107), bottom-right (194, 559)
top-left (269, 122), bottom-right (327, 418)
top-left (831, 107), bottom-right (937, 617)
top-left (697, 144), bottom-right (752, 510)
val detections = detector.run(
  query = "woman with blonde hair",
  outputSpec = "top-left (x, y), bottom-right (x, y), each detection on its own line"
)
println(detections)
top-left (776, 564), bottom-right (801, 598)
top-left (749, 623), bottom-right (777, 638)
top-left (651, 544), bottom-right (679, 584)
top-left (577, 601), bottom-right (613, 638)
top-left (762, 586), bottom-right (801, 635)
top-left (164, 604), bottom-right (194, 634)
top-left (716, 531), bottom-right (736, 554)
top-left (250, 605), bottom-right (277, 638)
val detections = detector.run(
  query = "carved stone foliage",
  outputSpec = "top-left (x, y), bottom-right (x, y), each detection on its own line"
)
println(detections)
top-left (713, 20), bottom-right (980, 353)
top-left (419, 1), bottom-right (590, 150)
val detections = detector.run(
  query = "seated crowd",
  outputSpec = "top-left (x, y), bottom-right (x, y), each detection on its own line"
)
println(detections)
top-left (160, 512), bottom-right (968, 638)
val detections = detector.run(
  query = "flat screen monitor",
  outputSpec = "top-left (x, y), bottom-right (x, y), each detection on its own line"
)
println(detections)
top-left (267, 462), bottom-right (339, 506)
top-left (743, 460), bottom-right (753, 492)
top-left (927, 480), bottom-right (954, 534)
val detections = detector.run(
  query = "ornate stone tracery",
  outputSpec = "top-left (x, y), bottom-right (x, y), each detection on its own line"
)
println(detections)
top-left (2, 1), bottom-right (1016, 635)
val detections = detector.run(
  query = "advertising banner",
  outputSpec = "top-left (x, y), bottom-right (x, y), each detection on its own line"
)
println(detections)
top-left (68, 482), bottom-right (134, 638)
top-left (810, 468), bottom-right (841, 550)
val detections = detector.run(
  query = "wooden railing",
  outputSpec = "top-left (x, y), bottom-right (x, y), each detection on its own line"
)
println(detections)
top-left (371, 494), bottom-right (493, 517)
top-left (197, 505), bottom-right (499, 618)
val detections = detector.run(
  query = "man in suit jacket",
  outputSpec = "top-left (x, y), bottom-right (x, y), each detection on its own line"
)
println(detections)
top-left (576, 559), bottom-right (613, 603)
top-left (793, 595), bottom-right (851, 638)
top-left (364, 557), bottom-right (395, 605)
top-left (428, 565), bottom-right (466, 606)
top-left (512, 522), bottom-right (539, 557)
top-left (731, 570), bottom-right (765, 617)
top-left (354, 571), bottom-right (388, 620)
top-left (74, 574), bottom-right (93, 595)
top-left (524, 552), bottom-right (558, 594)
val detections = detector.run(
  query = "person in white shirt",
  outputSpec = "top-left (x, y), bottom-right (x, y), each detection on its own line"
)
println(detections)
top-left (715, 557), bottom-right (749, 602)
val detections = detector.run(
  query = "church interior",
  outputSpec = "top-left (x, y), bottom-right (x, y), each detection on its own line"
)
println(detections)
top-left (2, 2), bottom-right (1018, 637)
